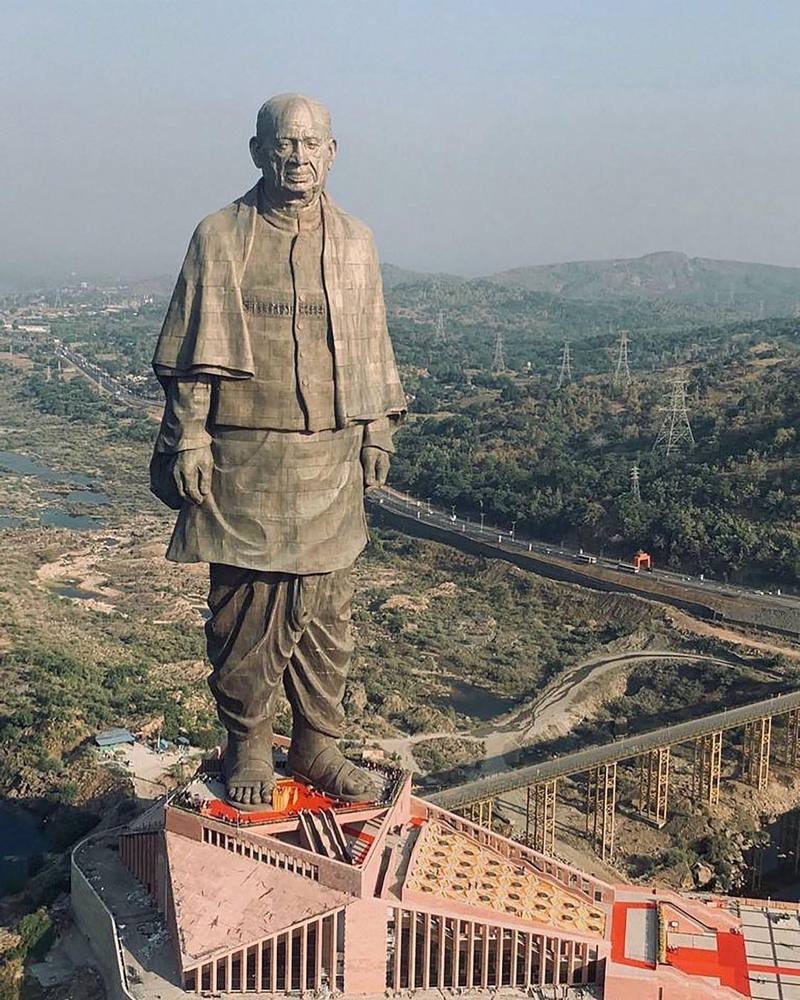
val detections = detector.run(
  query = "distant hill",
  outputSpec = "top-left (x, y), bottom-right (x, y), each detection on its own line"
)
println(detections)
top-left (381, 263), bottom-right (463, 290)
top-left (120, 275), bottom-right (176, 298)
top-left (487, 251), bottom-right (800, 317)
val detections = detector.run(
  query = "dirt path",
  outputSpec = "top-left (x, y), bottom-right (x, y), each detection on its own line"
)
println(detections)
top-left (377, 651), bottom-right (748, 775)
top-left (665, 607), bottom-right (800, 660)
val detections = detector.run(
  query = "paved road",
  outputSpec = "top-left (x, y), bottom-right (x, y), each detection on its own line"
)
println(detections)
top-left (368, 487), bottom-right (800, 811)
top-left (427, 688), bottom-right (800, 811)
top-left (367, 487), bottom-right (800, 634)
top-left (54, 344), bottom-right (158, 410)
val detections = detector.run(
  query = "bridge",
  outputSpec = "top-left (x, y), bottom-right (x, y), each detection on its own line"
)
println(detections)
top-left (426, 690), bottom-right (800, 865)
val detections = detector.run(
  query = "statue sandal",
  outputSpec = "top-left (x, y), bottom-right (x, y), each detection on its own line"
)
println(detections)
top-left (224, 735), bottom-right (275, 811)
top-left (289, 743), bottom-right (376, 803)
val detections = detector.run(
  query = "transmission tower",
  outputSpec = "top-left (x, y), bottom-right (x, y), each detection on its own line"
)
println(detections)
top-left (557, 340), bottom-right (572, 389)
top-left (613, 330), bottom-right (632, 388)
top-left (433, 309), bottom-right (447, 344)
top-left (492, 330), bottom-right (507, 373)
top-left (653, 372), bottom-right (695, 457)
top-left (630, 463), bottom-right (641, 502)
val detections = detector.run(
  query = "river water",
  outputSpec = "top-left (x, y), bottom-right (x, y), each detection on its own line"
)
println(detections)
top-left (436, 677), bottom-right (516, 721)
top-left (0, 450), bottom-right (109, 530)
top-left (0, 451), bottom-right (94, 485)
top-left (0, 802), bottom-right (47, 894)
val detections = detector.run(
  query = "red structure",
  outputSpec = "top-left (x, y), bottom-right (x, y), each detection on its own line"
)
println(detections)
top-left (633, 551), bottom-right (653, 572)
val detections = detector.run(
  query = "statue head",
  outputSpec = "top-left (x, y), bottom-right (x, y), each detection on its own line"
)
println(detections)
top-left (250, 93), bottom-right (337, 209)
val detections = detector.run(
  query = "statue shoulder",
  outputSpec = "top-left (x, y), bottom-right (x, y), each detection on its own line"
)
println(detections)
top-left (190, 186), bottom-right (259, 250)
top-left (323, 197), bottom-right (376, 245)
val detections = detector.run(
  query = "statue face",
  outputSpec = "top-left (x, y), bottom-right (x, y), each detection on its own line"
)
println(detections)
top-left (251, 100), bottom-right (336, 207)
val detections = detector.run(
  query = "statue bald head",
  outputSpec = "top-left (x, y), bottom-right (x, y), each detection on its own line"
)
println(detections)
top-left (256, 93), bottom-right (332, 142)
top-left (250, 93), bottom-right (336, 210)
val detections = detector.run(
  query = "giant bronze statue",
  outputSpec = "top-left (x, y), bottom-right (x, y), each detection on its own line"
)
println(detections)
top-left (150, 94), bottom-right (405, 809)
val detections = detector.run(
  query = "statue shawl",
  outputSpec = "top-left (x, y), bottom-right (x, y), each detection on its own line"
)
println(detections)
top-left (152, 185), bottom-right (406, 424)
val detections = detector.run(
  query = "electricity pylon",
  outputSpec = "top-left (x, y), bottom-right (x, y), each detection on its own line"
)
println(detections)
top-left (434, 309), bottom-right (448, 344)
top-left (557, 340), bottom-right (572, 389)
top-left (653, 372), bottom-right (695, 457)
top-left (613, 330), bottom-right (632, 388)
top-left (631, 463), bottom-right (641, 502)
top-left (492, 330), bottom-right (507, 373)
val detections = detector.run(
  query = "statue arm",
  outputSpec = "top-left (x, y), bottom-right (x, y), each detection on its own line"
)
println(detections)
top-left (361, 415), bottom-right (399, 454)
top-left (155, 376), bottom-right (214, 454)
top-left (151, 376), bottom-right (215, 507)
top-left (359, 233), bottom-right (403, 487)
top-left (361, 416), bottom-right (400, 490)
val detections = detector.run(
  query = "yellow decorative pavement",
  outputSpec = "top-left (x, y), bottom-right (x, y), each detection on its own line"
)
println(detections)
top-left (405, 821), bottom-right (606, 937)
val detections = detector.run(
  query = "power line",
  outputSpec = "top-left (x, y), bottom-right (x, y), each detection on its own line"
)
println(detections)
top-left (653, 371), bottom-right (695, 457)
top-left (613, 329), bottom-right (632, 388)
top-left (556, 340), bottom-right (572, 389)
top-left (492, 329), bottom-right (507, 373)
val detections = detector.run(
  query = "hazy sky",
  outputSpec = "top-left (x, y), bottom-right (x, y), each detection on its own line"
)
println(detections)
top-left (2, 1), bottom-right (799, 285)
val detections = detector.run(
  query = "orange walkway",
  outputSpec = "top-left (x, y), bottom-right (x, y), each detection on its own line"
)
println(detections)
top-left (667, 930), bottom-right (750, 997)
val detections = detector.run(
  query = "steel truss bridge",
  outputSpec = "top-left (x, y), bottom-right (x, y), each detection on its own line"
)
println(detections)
top-left (427, 690), bottom-right (800, 865)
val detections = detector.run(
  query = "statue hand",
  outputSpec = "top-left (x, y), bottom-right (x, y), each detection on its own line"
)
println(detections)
top-left (361, 446), bottom-right (390, 491)
top-left (172, 446), bottom-right (214, 505)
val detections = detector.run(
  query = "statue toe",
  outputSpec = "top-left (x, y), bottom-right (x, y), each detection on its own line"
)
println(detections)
top-left (223, 733), bottom-right (275, 810)
top-left (289, 739), bottom-right (377, 803)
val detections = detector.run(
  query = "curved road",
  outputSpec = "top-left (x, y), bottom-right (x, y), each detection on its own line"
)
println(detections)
top-left (379, 651), bottom-right (752, 776)
top-left (428, 686), bottom-right (800, 811)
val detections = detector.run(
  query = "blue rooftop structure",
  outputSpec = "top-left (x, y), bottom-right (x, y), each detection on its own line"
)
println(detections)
top-left (94, 728), bottom-right (135, 748)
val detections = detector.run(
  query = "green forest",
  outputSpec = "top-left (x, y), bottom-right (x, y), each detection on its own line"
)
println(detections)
top-left (391, 315), bottom-right (800, 585)
top-left (23, 289), bottom-right (800, 586)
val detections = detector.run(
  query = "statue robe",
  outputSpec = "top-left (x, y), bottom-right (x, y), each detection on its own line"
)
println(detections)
top-left (150, 184), bottom-right (405, 575)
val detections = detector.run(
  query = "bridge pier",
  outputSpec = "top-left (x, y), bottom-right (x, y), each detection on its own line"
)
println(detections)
top-left (742, 717), bottom-right (772, 789)
top-left (529, 780), bottom-right (558, 856)
top-left (465, 798), bottom-right (494, 829)
top-left (638, 747), bottom-right (670, 827)
top-left (692, 731), bottom-right (722, 806)
top-left (587, 763), bottom-right (616, 862)
top-left (786, 709), bottom-right (800, 766)
top-left (781, 809), bottom-right (800, 876)
top-left (749, 843), bottom-right (765, 893)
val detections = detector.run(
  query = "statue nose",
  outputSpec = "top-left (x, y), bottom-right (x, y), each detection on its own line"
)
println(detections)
top-left (292, 143), bottom-right (309, 164)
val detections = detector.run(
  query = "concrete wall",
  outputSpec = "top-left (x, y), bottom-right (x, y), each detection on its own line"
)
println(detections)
top-left (373, 503), bottom-right (800, 638)
top-left (342, 898), bottom-right (389, 995)
top-left (373, 505), bottom-right (720, 620)
top-left (70, 842), bottom-right (135, 1000)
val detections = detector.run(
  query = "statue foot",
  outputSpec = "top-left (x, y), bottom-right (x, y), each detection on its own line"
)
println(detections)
top-left (223, 732), bottom-right (275, 811)
top-left (288, 726), bottom-right (377, 803)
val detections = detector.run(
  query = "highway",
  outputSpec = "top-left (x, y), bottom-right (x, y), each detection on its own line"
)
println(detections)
top-left (52, 345), bottom-right (800, 629)
top-left (427, 688), bottom-right (800, 811)
top-left (367, 487), bottom-right (800, 635)
top-left (53, 343), bottom-right (159, 411)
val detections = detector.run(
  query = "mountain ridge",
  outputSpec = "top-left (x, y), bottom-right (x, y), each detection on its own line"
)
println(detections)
top-left (486, 250), bottom-right (800, 307)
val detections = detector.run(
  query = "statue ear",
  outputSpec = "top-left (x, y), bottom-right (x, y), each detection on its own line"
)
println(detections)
top-left (249, 136), bottom-right (263, 170)
top-left (327, 138), bottom-right (338, 167)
